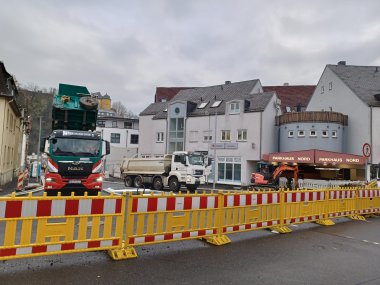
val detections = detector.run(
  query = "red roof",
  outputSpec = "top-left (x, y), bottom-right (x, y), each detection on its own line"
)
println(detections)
top-left (263, 85), bottom-right (316, 113)
top-left (154, 87), bottom-right (194, 103)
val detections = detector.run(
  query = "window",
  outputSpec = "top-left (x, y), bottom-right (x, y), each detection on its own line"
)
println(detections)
top-left (156, 132), bottom-right (164, 142)
top-left (221, 130), bottom-right (231, 141)
top-left (322, 130), bottom-right (329, 137)
top-left (112, 121), bottom-right (117, 128)
top-left (298, 130), bottom-right (305, 137)
top-left (110, 133), bottom-right (120, 143)
top-left (288, 131), bottom-right (294, 137)
top-left (321, 86), bottom-right (324, 94)
top-left (197, 102), bottom-right (208, 109)
top-left (332, 130), bottom-right (337, 138)
top-left (124, 121), bottom-right (133, 129)
top-left (309, 130), bottom-right (317, 137)
top-left (203, 130), bottom-right (212, 142)
top-left (230, 102), bottom-right (240, 114)
top-left (97, 121), bottom-right (105, 127)
top-left (211, 100), bottom-right (222, 108)
top-left (329, 82), bottom-right (333, 90)
top-left (237, 129), bottom-right (247, 141)
top-left (217, 157), bottom-right (241, 183)
top-left (189, 131), bottom-right (199, 142)
top-left (130, 134), bottom-right (139, 144)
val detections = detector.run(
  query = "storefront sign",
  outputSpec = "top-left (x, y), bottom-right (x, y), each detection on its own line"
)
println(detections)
top-left (269, 150), bottom-right (314, 163)
top-left (225, 143), bottom-right (238, 149)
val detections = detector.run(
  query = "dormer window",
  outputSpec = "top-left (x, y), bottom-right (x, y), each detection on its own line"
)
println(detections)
top-left (230, 102), bottom-right (240, 114)
top-left (211, 100), bottom-right (222, 108)
top-left (197, 102), bottom-right (208, 109)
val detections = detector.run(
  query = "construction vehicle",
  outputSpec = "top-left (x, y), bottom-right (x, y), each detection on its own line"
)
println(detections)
top-left (120, 151), bottom-right (207, 191)
top-left (40, 83), bottom-right (110, 195)
top-left (251, 164), bottom-right (299, 190)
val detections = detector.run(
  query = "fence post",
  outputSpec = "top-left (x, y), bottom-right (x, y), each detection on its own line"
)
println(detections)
top-left (270, 189), bottom-right (292, 234)
top-left (108, 193), bottom-right (138, 260)
top-left (316, 188), bottom-right (335, 226)
top-left (204, 191), bottom-right (231, 246)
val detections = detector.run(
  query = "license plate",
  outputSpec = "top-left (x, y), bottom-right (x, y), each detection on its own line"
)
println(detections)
top-left (69, 180), bottom-right (82, 184)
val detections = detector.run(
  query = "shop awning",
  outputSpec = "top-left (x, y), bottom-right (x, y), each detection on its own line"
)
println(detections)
top-left (263, 149), bottom-right (365, 165)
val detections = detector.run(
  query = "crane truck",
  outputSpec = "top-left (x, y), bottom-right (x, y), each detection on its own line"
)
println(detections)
top-left (40, 83), bottom-right (110, 196)
top-left (120, 151), bottom-right (207, 191)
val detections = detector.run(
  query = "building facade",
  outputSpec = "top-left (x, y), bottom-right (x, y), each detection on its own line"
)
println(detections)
top-left (139, 80), bottom-right (281, 186)
top-left (0, 62), bottom-right (23, 186)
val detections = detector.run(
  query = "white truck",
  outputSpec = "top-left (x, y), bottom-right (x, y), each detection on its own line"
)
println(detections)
top-left (120, 151), bottom-right (207, 191)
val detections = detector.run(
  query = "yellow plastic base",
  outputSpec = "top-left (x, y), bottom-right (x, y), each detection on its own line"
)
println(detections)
top-left (348, 214), bottom-right (366, 221)
top-left (316, 219), bottom-right (335, 226)
top-left (205, 235), bottom-right (231, 246)
top-left (108, 246), bottom-right (138, 260)
top-left (270, 226), bottom-right (292, 234)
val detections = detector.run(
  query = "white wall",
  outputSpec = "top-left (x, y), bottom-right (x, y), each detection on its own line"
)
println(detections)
top-left (371, 107), bottom-right (380, 164)
top-left (138, 116), bottom-right (166, 157)
top-left (306, 66), bottom-right (370, 156)
top-left (261, 94), bottom-right (280, 156)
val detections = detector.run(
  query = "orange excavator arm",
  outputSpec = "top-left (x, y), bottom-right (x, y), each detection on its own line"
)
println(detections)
top-left (271, 165), bottom-right (299, 188)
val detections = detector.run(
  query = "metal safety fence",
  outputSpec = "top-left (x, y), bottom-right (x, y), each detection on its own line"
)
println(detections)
top-left (0, 187), bottom-right (379, 261)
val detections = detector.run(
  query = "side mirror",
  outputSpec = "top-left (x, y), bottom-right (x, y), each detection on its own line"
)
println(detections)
top-left (40, 138), bottom-right (46, 153)
top-left (105, 141), bottom-right (110, 155)
top-left (207, 158), bottom-right (213, 166)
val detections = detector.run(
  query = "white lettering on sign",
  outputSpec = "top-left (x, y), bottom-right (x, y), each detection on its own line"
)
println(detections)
top-left (62, 131), bottom-right (95, 137)
top-left (345, 158), bottom-right (360, 163)
top-left (297, 157), bottom-right (311, 161)
top-left (272, 156), bottom-right (294, 161)
top-left (318, 157), bottom-right (343, 163)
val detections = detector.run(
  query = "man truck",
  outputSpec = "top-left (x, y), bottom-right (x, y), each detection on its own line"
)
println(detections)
top-left (40, 83), bottom-right (110, 196)
top-left (120, 151), bottom-right (207, 191)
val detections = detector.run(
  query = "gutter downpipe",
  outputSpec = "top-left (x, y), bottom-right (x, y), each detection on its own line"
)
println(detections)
top-left (369, 106), bottom-right (373, 181)
top-left (260, 112), bottom-right (262, 161)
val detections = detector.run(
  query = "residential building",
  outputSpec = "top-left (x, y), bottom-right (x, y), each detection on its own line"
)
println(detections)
top-left (0, 61), bottom-right (23, 186)
top-left (306, 62), bottom-right (380, 180)
top-left (139, 79), bottom-right (280, 186)
top-left (96, 116), bottom-right (139, 176)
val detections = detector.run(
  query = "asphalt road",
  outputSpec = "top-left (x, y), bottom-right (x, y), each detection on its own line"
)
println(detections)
top-left (1, 209), bottom-right (380, 285)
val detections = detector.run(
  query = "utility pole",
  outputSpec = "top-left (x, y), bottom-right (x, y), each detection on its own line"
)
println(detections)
top-left (36, 116), bottom-right (42, 183)
top-left (213, 111), bottom-right (217, 190)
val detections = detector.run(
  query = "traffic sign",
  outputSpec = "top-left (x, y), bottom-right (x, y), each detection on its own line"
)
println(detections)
top-left (362, 143), bottom-right (371, 157)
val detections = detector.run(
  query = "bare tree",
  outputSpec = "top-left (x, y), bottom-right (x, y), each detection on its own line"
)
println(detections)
top-left (112, 101), bottom-right (136, 118)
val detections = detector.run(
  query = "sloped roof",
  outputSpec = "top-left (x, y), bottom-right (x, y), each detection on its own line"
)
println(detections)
top-left (328, 64), bottom-right (380, 106)
top-left (140, 101), bottom-right (167, 116)
top-left (149, 79), bottom-right (275, 119)
top-left (155, 87), bottom-right (193, 102)
top-left (263, 85), bottom-right (316, 112)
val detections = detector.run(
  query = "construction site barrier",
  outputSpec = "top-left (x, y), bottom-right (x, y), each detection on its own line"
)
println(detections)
top-left (0, 193), bottom-right (124, 260)
top-left (1, 187), bottom-right (379, 261)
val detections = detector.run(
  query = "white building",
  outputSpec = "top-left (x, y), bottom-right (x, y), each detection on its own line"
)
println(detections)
top-left (307, 62), bottom-right (380, 180)
top-left (96, 116), bottom-right (139, 176)
top-left (139, 80), bottom-right (281, 186)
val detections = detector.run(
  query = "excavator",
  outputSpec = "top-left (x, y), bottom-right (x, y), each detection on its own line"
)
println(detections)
top-left (250, 164), bottom-right (299, 190)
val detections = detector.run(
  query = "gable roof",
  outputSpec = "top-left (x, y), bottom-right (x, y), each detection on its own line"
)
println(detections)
top-left (328, 64), bottom-right (380, 106)
top-left (140, 101), bottom-right (168, 116)
top-left (149, 79), bottom-right (275, 119)
top-left (263, 85), bottom-right (316, 112)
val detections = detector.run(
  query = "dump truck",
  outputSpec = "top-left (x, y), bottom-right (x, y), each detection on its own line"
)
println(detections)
top-left (121, 151), bottom-right (207, 191)
top-left (40, 83), bottom-right (110, 195)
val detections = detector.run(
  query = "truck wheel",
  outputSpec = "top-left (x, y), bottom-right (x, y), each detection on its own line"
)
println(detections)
top-left (169, 177), bottom-right (180, 192)
top-left (153, 177), bottom-right (163, 190)
top-left (79, 96), bottom-right (98, 110)
top-left (134, 176), bottom-right (143, 188)
top-left (124, 176), bottom-right (133, 187)
top-left (186, 184), bottom-right (198, 192)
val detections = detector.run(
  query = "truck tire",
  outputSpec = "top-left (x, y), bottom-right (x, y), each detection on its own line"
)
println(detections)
top-left (79, 96), bottom-right (98, 110)
top-left (168, 177), bottom-right (180, 192)
top-left (186, 184), bottom-right (198, 192)
top-left (124, 176), bottom-right (133, 187)
top-left (134, 176), bottom-right (143, 188)
top-left (153, 177), bottom-right (163, 190)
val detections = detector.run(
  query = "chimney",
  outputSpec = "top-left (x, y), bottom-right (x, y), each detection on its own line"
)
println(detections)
top-left (225, 81), bottom-right (231, 84)
top-left (337, 61), bottom-right (346, 65)
top-left (283, 83), bottom-right (289, 86)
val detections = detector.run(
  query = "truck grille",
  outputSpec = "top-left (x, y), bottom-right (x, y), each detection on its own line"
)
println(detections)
top-left (194, 170), bottom-right (203, 175)
top-left (58, 162), bottom-right (93, 178)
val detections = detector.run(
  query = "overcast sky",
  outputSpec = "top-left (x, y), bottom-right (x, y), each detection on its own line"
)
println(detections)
top-left (1, 0), bottom-right (379, 114)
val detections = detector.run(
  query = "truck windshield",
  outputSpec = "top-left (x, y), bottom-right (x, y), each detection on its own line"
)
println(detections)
top-left (51, 138), bottom-right (100, 157)
top-left (188, 154), bottom-right (204, 166)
